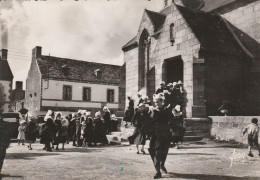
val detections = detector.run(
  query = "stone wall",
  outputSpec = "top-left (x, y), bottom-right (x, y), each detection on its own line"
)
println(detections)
top-left (222, 1), bottom-right (260, 44)
top-left (25, 47), bottom-right (42, 116)
top-left (210, 116), bottom-right (260, 144)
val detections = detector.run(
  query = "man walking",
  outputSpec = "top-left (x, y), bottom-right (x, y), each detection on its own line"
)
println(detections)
top-left (0, 112), bottom-right (11, 176)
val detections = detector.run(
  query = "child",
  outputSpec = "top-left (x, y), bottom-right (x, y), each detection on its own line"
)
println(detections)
top-left (243, 118), bottom-right (260, 157)
top-left (17, 121), bottom-right (26, 145)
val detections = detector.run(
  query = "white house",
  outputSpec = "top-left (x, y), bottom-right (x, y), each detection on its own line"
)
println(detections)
top-left (26, 46), bottom-right (121, 116)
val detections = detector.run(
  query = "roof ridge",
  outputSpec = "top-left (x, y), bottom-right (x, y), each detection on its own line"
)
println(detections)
top-left (40, 55), bottom-right (122, 67)
top-left (218, 15), bottom-right (254, 59)
top-left (145, 9), bottom-right (166, 17)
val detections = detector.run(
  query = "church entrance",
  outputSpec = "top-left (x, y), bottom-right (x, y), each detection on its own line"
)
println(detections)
top-left (162, 56), bottom-right (183, 85)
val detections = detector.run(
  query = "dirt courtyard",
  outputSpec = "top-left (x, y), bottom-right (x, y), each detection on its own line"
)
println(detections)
top-left (1, 139), bottom-right (260, 180)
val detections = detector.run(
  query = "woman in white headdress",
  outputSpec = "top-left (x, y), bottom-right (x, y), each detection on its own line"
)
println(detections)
top-left (148, 93), bottom-right (173, 179)
top-left (171, 105), bottom-right (185, 149)
top-left (93, 111), bottom-right (108, 146)
top-left (103, 106), bottom-right (111, 135)
top-left (44, 110), bottom-right (53, 122)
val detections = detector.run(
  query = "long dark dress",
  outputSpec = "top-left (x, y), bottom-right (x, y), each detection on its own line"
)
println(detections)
top-left (68, 118), bottom-right (76, 141)
top-left (26, 121), bottom-right (37, 142)
top-left (58, 126), bottom-right (68, 144)
top-left (128, 109), bottom-right (150, 145)
top-left (93, 118), bottom-right (108, 144)
top-left (148, 107), bottom-right (172, 174)
top-left (123, 99), bottom-right (134, 122)
top-left (170, 111), bottom-right (185, 144)
top-left (84, 117), bottom-right (94, 144)
top-left (103, 112), bottom-right (111, 134)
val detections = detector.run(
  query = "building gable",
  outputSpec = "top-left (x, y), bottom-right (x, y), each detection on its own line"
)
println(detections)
top-left (0, 60), bottom-right (13, 81)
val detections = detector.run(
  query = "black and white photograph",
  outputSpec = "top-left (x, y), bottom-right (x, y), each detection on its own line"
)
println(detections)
top-left (0, 0), bottom-right (260, 179)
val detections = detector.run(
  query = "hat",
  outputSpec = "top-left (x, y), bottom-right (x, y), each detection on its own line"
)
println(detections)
top-left (95, 111), bottom-right (102, 118)
top-left (167, 83), bottom-right (173, 87)
top-left (160, 81), bottom-right (165, 85)
top-left (175, 105), bottom-right (181, 112)
top-left (177, 80), bottom-right (183, 85)
top-left (153, 93), bottom-right (165, 102)
top-left (111, 114), bottom-right (116, 119)
top-left (103, 106), bottom-right (110, 112)
top-left (19, 120), bottom-right (26, 124)
top-left (138, 103), bottom-right (145, 108)
top-left (172, 82), bottom-right (177, 87)
top-left (81, 121), bottom-right (86, 126)
top-left (163, 90), bottom-right (170, 94)
top-left (61, 119), bottom-right (69, 127)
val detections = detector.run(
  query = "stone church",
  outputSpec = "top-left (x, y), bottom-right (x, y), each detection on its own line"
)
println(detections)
top-left (121, 0), bottom-right (260, 118)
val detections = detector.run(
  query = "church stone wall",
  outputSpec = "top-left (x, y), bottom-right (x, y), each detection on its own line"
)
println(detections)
top-left (222, 1), bottom-right (260, 44)
top-left (222, 1), bottom-right (260, 115)
top-left (124, 48), bottom-right (139, 105)
top-left (149, 5), bottom-right (202, 117)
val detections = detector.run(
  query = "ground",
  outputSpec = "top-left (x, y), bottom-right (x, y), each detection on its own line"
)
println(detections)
top-left (1, 139), bottom-right (260, 180)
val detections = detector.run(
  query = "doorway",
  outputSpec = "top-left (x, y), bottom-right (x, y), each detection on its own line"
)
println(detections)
top-left (162, 56), bottom-right (184, 84)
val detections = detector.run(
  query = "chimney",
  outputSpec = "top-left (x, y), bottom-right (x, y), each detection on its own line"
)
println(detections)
top-left (32, 46), bottom-right (42, 59)
top-left (1, 24), bottom-right (8, 49)
top-left (16, 81), bottom-right (23, 90)
top-left (0, 49), bottom-right (8, 60)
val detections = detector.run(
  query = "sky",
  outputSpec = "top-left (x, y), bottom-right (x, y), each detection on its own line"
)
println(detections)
top-left (0, 0), bottom-right (163, 89)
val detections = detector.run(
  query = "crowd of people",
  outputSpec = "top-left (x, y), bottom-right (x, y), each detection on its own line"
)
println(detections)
top-left (123, 80), bottom-right (186, 178)
top-left (16, 106), bottom-right (116, 152)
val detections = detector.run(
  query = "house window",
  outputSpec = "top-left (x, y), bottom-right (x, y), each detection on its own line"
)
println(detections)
top-left (107, 89), bottom-right (114, 103)
top-left (63, 85), bottom-right (72, 100)
top-left (170, 23), bottom-right (175, 45)
top-left (83, 87), bottom-right (91, 101)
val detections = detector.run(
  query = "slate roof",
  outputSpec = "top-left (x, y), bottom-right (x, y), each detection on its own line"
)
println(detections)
top-left (122, 10), bottom-right (166, 51)
top-left (200, 0), bottom-right (236, 12)
top-left (0, 60), bottom-right (13, 81)
top-left (145, 9), bottom-right (166, 31)
top-left (181, 0), bottom-right (205, 11)
top-left (122, 36), bottom-right (138, 51)
top-left (37, 56), bottom-right (121, 85)
top-left (176, 5), bottom-right (250, 57)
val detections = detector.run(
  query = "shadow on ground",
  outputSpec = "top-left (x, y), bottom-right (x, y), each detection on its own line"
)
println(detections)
top-left (0, 174), bottom-right (23, 179)
top-left (166, 172), bottom-right (260, 180)
top-left (168, 153), bottom-right (216, 156)
top-left (5, 153), bottom-right (59, 160)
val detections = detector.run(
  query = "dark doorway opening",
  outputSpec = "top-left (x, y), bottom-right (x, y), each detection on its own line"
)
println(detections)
top-left (163, 56), bottom-right (183, 84)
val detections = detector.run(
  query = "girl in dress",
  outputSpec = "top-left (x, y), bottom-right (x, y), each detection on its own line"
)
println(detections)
top-left (18, 120), bottom-right (26, 145)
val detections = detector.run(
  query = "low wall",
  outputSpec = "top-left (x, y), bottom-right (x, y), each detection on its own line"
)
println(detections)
top-left (209, 116), bottom-right (260, 144)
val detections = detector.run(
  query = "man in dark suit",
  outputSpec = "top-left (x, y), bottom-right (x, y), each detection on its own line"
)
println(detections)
top-left (0, 112), bottom-right (11, 176)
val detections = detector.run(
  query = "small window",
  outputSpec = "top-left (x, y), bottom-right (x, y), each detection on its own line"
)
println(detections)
top-left (30, 94), bottom-right (32, 98)
top-left (170, 23), bottom-right (175, 45)
top-left (83, 87), bottom-right (91, 101)
top-left (63, 85), bottom-right (72, 100)
top-left (34, 93), bottom-right (37, 97)
top-left (94, 69), bottom-right (102, 78)
top-left (107, 89), bottom-right (115, 103)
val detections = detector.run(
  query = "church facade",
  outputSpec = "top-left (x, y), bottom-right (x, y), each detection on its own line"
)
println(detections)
top-left (122, 0), bottom-right (260, 118)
